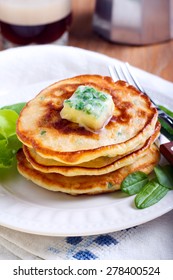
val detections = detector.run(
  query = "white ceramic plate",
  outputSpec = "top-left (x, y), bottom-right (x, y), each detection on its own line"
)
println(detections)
top-left (0, 45), bottom-right (173, 236)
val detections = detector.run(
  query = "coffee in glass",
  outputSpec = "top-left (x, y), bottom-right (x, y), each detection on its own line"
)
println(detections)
top-left (0, 0), bottom-right (72, 48)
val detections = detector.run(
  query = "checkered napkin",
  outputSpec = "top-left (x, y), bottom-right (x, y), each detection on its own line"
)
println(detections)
top-left (0, 210), bottom-right (173, 260)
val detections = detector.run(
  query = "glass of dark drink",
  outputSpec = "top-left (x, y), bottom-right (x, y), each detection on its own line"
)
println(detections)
top-left (0, 0), bottom-right (72, 48)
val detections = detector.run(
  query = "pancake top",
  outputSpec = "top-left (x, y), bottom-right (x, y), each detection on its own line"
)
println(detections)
top-left (17, 75), bottom-right (158, 164)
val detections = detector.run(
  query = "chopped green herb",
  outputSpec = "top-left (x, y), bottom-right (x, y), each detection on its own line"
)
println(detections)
top-left (85, 104), bottom-right (93, 114)
top-left (107, 182), bottom-right (114, 189)
top-left (117, 131), bottom-right (122, 136)
top-left (40, 130), bottom-right (47, 136)
top-left (82, 92), bottom-right (93, 100)
top-left (64, 100), bottom-right (73, 108)
top-left (99, 94), bottom-right (107, 101)
top-left (39, 96), bottom-right (45, 101)
top-left (75, 101), bottom-right (85, 110)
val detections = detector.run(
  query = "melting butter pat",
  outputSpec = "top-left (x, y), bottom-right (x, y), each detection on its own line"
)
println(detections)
top-left (60, 86), bottom-right (114, 131)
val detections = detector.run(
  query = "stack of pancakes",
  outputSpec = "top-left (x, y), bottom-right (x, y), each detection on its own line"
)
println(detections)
top-left (16, 75), bottom-right (160, 195)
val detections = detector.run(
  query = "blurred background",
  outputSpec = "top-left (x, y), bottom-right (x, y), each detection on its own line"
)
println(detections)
top-left (0, 0), bottom-right (173, 81)
top-left (69, 0), bottom-right (173, 82)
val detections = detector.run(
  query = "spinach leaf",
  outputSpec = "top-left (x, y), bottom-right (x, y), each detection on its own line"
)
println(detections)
top-left (135, 179), bottom-right (169, 209)
top-left (121, 164), bottom-right (173, 209)
top-left (154, 165), bottom-right (173, 189)
top-left (120, 171), bottom-right (149, 195)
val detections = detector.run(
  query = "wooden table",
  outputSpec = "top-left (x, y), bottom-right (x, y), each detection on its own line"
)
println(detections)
top-left (69, 0), bottom-right (173, 82)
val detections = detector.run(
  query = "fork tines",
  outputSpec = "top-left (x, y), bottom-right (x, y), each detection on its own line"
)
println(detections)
top-left (108, 62), bottom-right (173, 137)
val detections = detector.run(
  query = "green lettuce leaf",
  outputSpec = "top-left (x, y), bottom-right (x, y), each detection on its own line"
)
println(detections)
top-left (0, 106), bottom-right (25, 168)
top-left (1, 102), bottom-right (26, 115)
top-left (0, 139), bottom-right (14, 168)
top-left (0, 109), bottom-right (19, 139)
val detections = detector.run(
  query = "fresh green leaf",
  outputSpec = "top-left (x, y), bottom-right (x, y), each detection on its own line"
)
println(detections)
top-left (1, 102), bottom-right (26, 115)
top-left (0, 134), bottom-right (4, 140)
top-left (0, 139), bottom-right (14, 168)
top-left (158, 105), bottom-right (173, 140)
top-left (135, 179), bottom-right (169, 209)
top-left (0, 109), bottom-right (18, 139)
top-left (0, 106), bottom-right (23, 169)
top-left (160, 126), bottom-right (173, 141)
top-left (7, 134), bottom-right (22, 154)
top-left (120, 171), bottom-right (149, 195)
top-left (158, 105), bottom-right (173, 118)
top-left (159, 117), bottom-right (173, 136)
top-left (154, 165), bottom-right (173, 189)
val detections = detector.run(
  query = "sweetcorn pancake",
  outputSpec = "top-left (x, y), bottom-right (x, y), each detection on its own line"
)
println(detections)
top-left (17, 144), bottom-right (160, 195)
top-left (16, 75), bottom-right (160, 195)
top-left (23, 122), bottom-right (160, 176)
top-left (17, 75), bottom-right (158, 164)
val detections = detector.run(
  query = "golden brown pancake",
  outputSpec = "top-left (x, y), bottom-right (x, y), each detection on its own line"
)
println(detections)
top-left (17, 144), bottom-right (160, 195)
top-left (23, 122), bottom-right (160, 176)
top-left (17, 75), bottom-right (158, 164)
top-left (23, 146), bottom-right (123, 168)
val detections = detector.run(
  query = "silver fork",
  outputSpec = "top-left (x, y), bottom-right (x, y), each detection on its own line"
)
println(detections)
top-left (108, 62), bottom-right (173, 134)
top-left (109, 62), bottom-right (173, 163)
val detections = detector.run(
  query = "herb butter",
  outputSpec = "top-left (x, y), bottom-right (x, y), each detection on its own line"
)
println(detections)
top-left (60, 86), bottom-right (114, 131)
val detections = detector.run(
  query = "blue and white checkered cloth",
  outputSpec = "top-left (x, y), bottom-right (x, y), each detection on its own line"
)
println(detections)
top-left (0, 210), bottom-right (173, 260)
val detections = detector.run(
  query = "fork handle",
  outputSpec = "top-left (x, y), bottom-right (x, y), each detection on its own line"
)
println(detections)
top-left (160, 142), bottom-right (173, 165)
